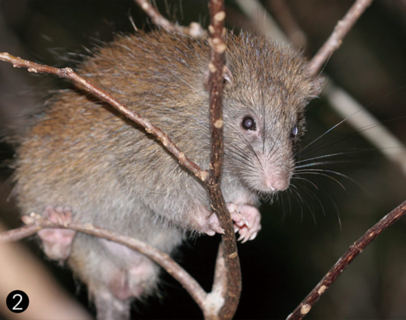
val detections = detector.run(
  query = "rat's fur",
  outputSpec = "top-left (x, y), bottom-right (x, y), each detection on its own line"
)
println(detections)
top-left (13, 30), bottom-right (322, 319)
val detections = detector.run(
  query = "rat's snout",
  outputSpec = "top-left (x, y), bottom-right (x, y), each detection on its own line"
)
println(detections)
top-left (265, 173), bottom-right (290, 191)
top-left (260, 154), bottom-right (293, 192)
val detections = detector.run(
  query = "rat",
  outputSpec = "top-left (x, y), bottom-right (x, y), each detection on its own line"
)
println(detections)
top-left (12, 30), bottom-right (323, 319)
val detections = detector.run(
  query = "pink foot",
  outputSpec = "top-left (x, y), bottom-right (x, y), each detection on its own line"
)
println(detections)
top-left (37, 206), bottom-right (76, 260)
top-left (227, 203), bottom-right (262, 243)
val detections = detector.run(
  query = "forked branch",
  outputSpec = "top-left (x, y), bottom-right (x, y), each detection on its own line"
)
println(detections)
top-left (0, 0), bottom-right (240, 318)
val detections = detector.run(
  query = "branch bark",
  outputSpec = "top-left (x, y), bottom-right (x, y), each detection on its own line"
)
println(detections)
top-left (266, 0), bottom-right (307, 48)
top-left (287, 200), bottom-right (406, 320)
top-left (0, 52), bottom-right (208, 183)
top-left (0, 1), bottom-right (242, 318)
top-left (307, 0), bottom-right (373, 77)
top-left (207, 1), bottom-right (242, 319)
top-left (1, 213), bottom-right (208, 312)
top-left (133, 0), bottom-right (204, 37)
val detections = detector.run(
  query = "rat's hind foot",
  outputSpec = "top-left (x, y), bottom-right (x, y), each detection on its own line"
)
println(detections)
top-left (37, 205), bottom-right (76, 260)
top-left (94, 289), bottom-right (130, 320)
top-left (227, 203), bottom-right (262, 243)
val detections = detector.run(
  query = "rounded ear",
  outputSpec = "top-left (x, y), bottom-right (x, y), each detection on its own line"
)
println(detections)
top-left (311, 76), bottom-right (325, 97)
top-left (223, 65), bottom-right (234, 85)
top-left (203, 65), bottom-right (234, 92)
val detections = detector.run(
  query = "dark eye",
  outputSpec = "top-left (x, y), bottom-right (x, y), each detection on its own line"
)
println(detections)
top-left (242, 116), bottom-right (257, 131)
top-left (291, 126), bottom-right (299, 137)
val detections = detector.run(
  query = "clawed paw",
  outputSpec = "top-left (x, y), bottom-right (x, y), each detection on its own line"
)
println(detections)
top-left (227, 203), bottom-right (261, 243)
top-left (37, 206), bottom-right (76, 260)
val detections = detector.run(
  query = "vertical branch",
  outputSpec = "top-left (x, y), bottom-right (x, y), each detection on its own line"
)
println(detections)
top-left (208, 1), bottom-right (226, 181)
top-left (207, 0), bottom-right (242, 319)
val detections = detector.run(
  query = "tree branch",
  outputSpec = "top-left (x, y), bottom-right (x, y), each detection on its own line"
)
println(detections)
top-left (207, 1), bottom-right (242, 319)
top-left (307, 0), bottom-right (373, 77)
top-left (133, 0), bottom-right (204, 37)
top-left (0, 52), bottom-right (208, 183)
top-left (237, 0), bottom-right (406, 176)
top-left (286, 200), bottom-right (406, 320)
top-left (0, 213), bottom-right (208, 312)
top-left (0, 2), bottom-right (243, 317)
top-left (266, 0), bottom-right (307, 48)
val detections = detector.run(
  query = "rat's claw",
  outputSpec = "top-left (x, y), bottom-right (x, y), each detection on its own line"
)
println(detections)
top-left (231, 211), bottom-right (250, 227)
top-left (249, 232), bottom-right (258, 241)
top-left (228, 203), bottom-right (262, 243)
top-left (39, 205), bottom-right (77, 260)
top-left (207, 213), bottom-right (225, 235)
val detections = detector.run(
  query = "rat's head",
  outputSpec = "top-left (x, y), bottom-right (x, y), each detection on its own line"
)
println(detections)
top-left (220, 33), bottom-right (323, 195)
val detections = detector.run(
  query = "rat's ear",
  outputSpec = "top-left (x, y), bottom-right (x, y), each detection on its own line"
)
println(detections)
top-left (223, 66), bottom-right (233, 85)
top-left (203, 65), bottom-right (234, 91)
top-left (311, 76), bottom-right (325, 97)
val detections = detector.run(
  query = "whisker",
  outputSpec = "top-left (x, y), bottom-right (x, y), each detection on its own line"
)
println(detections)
top-left (294, 171), bottom-right (346, 190)
top-left (291, 176), bottom-right (319, 190)
top-left (300, 117), bottom-right (406, 158)
top-left (295, 168), bottom-right (370, 195)
top-left (298, 114), bottom-right (358, 154)
top-left (297, 184), bottom-right (325, 219)
top-left (295, 160), bottom-right (359, 169)
top-left (294, 184), bottom-right (317, 224)
top-left (296, 149), bottom-right (375, 164)
top-left (321, 190), bottom-right (342, 230)
top-left (289, 185), bottom-right (304, 222)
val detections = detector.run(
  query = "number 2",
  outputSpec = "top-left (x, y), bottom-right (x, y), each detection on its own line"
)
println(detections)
top-left (12, 294), bottom-right (23, 311)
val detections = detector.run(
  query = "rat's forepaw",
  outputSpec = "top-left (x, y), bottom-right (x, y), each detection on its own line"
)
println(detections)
top-left (205, 213), bottom-right (225, 236)
top-left (193, 206), bottom-right (224, 236)
top-left (227, 203), bottom-right (261, 243)
top-left (37, 206), bottom-right (77, 261)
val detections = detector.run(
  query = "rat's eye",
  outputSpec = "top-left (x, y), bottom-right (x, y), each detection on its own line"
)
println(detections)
top-left (291, 126), bottom-right (299, 137)
top-left (241, 116), bottom-right (257, 131)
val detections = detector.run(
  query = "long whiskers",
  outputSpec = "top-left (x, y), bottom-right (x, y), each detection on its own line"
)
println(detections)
top-left (298, 113), bottom-right (358, 155)
top-left (294, 171), bottom-right (346, 190)
top-left (296, 149), bottom-right (375, 164)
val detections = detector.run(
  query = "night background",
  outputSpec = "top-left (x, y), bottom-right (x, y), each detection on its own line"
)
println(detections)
top-left (1, 0), bottom-right (406, 319)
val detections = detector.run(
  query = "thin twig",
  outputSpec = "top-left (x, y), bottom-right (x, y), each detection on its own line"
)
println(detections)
top-left (207, 1), bottom-right (242, 319)
top-left (286, 200), bottom-right (406, 320)
top-left (0, 222), bottom-right (92, 320)
top-left (307, 0), bottom-right (373, 77)
top-left (0, 52), bottom-right (208, 182)
top-left (266, 0), bottom-right (307, 48)
top-left (0, 223), bottom-right (40, 242)
top-left (234, 0), bottom-right (289, 42)
top-left (0, 214), bottom-right (208, 312)
top-left (324, 82), bottom-right (406, 176)
top-left (133, 0), bottom-right (204, 37)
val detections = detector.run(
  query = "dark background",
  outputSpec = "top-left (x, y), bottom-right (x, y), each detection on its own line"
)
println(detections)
top-left (1, 0), bottom-right (406, 319)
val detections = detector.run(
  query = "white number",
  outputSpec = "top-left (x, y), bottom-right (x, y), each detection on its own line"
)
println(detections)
top-left (12, 294), bottom-right (23, 311)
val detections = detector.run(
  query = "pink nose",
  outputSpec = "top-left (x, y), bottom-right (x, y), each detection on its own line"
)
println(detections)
top-left (266, 175), bottom-right (290, 191)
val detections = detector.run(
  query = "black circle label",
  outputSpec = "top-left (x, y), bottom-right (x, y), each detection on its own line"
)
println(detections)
top-left (6, 290), bottom-right (29, 313)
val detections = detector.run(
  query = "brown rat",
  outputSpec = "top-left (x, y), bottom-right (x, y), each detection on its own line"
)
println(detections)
top-left (13, 30), bottom-right (322, 319)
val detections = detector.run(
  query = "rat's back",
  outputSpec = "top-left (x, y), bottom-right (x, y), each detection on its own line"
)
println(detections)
top-left (13, 31), bottom-right (212, 320)
top-left (12, 30), bottom-right (321, 320)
